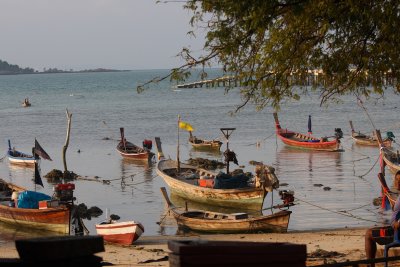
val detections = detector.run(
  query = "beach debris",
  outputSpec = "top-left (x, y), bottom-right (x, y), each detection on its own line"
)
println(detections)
top-left (138, 255), bottom-right (168, 264)
top-left (44, 169), bottom-right (78, 181)
top-left (308, 248), bottom-right (345, 258)
top-left (45, 169), bottom-right (63, 179)
top-left (186, 157), bottom-right (225, 170)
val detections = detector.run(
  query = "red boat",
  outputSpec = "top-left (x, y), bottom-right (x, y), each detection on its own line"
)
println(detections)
top-left (273, 113), bottom-right (343, 152)
top-left (116, 128), bottom-right (154, 161)
top-left (95, 220), bottom-right (144, 245)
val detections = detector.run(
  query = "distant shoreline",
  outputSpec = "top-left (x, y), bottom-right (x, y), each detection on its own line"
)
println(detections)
top-left (0, 69), bottom-right (131, 75)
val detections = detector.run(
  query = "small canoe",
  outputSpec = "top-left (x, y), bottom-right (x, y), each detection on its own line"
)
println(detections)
top-left (7, 140), bottom-right (37, 166)
top-left (161, 187), bottom-right (291, 233)
top-left (273, 113), bottom-right (343, 152)
top-left (116, 128), bottom-right (154, 162)
top-left (96, 220), bottom-right (144, 245)
top-left (349, 121), bottom-right (392, 147)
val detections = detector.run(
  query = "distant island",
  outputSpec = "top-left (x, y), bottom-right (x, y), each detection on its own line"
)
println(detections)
top-left (0, 59), bottom-right (129, 75)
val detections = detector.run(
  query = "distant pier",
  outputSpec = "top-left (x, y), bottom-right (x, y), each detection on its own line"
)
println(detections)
top-left (174, 69), bottom-right (396, 88)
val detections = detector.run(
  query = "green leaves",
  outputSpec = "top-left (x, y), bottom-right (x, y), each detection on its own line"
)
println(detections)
top-left (139, 0), bottom-right (400, 111)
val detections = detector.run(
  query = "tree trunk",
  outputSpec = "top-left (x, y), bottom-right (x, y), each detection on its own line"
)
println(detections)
top-left (63, 109), bottom-right (72, 177)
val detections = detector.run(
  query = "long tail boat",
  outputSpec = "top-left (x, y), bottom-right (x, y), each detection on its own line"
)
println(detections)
top-left (188, 131), bottom-right (223, 150)
top-left (273, 112), bottom-right (343, 152)
top-left (7, 140), bottom-right (37, 166)
top-left (116, 128), bottom-right (154, 162)
top-left (155, 134), bottom-right (279, 211)
top-left (0, 178), bottom-right (71, 234)
top-left (161, 187), bottom-right (291, 233)
top-left (349, 121), bottom-right (392, 147)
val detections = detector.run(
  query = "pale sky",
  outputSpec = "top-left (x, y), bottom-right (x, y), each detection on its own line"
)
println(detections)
top-left (0, 0), bottom-right (206, 71)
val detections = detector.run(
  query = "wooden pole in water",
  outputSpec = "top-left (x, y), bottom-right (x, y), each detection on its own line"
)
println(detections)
top-left (62, 109), bottom-right (72, 180)
top-left (177, 115), bottom-right (181, 173)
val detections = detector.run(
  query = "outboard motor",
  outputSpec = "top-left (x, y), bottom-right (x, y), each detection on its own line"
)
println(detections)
top-left (334, 128), bottom-right (343, 139)
top-left (143, 139), bottom-right (153, 150)
top-left (53, 183), bottom-right (75, 202)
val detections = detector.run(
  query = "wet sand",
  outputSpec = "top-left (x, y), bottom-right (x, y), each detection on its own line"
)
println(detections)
top-left (0, 227), bottom-right (376, 266)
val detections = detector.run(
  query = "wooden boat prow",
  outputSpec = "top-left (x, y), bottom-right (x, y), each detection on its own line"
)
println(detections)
top-left (273, 112), bottom-right (343, 152)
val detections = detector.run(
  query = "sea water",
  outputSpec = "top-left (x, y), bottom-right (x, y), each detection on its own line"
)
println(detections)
top-left (0, 69), bottom-right (397, 241)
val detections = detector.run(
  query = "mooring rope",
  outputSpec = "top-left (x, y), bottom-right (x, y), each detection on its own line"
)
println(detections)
top-left (294, 196), bottom-right (381, 223)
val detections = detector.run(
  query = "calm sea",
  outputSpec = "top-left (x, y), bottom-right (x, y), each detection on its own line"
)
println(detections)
top-left (0, 69), bottom-right (397, 242)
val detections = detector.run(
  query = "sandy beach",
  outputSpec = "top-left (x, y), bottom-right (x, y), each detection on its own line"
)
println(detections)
top-left (0, 227), bottom-right (380, 266)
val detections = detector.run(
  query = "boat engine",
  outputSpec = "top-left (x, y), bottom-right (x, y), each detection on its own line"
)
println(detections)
top-left (53, 183), bottom-right (75, 202)
top-left (143, 139), bottom-right (153, 150)
top-left (334, 128), bottom-right (343, 139)
top-left (279, 190), bottom-right (295, 207)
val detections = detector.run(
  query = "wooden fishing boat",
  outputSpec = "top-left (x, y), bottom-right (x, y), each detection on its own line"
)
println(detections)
top-left (0, 178), bottom-right (71, 234)
top-left (349, 121), bottom-right (392, 147)
top-left (161, 187), bottom-right (291, 233)
top-left (380, 147), bottom-right (400, 174)
top-left (273, 113), bottom-right (343, 152)
top-left (116, 128), bottom-right (154, 161)
top-left (96, 220), bottom-right (144, 245)
top-left (188, 131), bottom-right (223, 150)
top-left (7, 140), bottom-right (37, 166)
top-left (155, 136), bottom-right (279, 210)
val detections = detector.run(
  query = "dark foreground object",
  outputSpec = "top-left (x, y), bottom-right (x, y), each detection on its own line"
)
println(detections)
top-left (0, 235), bottom-right (105, 266)
top-left (168, 240), bottom-right (307, 267)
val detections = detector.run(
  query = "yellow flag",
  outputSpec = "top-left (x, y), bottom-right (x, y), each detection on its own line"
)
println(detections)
top-left (179, 121), bottom-right (194, 131)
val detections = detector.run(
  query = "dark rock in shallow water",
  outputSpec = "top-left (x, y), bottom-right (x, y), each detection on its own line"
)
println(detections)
top-left (45, 169), bottom-right (63, 179)
top-left (313, 184), bottom-right (323, 187)
top-left (323, 186), bottom-right (331, 191)
top-left (279, 183), bottom-right (289, 187)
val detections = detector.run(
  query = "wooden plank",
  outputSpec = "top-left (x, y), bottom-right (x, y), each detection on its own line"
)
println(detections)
top-left (168, 240), bottom-right (306, 256)
top-left (16, 235), bottom-right (104, 262)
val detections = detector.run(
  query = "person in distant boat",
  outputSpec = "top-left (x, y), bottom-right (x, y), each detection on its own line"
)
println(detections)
top-left (365, 194), bottom-right (400, 266)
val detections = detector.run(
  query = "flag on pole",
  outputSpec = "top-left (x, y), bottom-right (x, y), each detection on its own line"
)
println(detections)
top-left (179, 121), bottom-right (194, 132)
top-left (34, 139), bottom-right (52, 161)
top-left (34, 162), bottom-right (44, 187)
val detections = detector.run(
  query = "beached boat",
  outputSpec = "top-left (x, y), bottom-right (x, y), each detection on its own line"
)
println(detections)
top-left (188, 131), bottom-right (223, 150)
top-left (0, 178), bottom-right (71, 234)
top-left (116, 128), bottom-right (154, 162)
top-left (155, 136), bottom-right (279, 210)
top-left (95, 219), bottom-right (144, 245)
top-left (161, 187), bottom-right (291, 233)
top-left (349, 121), bottom-right (392, 147)
top-left (7, 140), bottom-right (37, 166)
top-left (273, 113), bottom-right (343, 152)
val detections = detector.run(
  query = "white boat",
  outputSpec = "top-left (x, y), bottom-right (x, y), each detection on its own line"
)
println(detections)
top-left (96, 220), bottom-right (144, 245)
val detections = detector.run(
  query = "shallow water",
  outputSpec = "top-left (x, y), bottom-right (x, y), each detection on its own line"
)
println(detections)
top-left (0, 70), bottom-right (397, 243)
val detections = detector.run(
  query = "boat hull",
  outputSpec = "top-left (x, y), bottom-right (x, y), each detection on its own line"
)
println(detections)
top-left (116, 141), bottom-right (153, 161)
top-left (352, 134), bottom-right (392, 147)
top-left (7, 151), bottom-right (37, 166)
top-left (96, 221), bottom-right (144, 245)
top-left (173, 210), bottom-right (291, 234)
top-left (157, 159), bottom-right (266, 210)
top-left (381, 148), bottom-right (400, 174)
top-left (276, 130), bottom-right (339, 151)
top-left (189, 141), bottom-right (222, 150)
top-left (0, 205), bottom-right (70, 234)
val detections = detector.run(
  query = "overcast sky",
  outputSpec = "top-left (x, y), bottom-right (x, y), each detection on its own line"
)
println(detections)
top-left (0, 0), bottom-right (206, 71)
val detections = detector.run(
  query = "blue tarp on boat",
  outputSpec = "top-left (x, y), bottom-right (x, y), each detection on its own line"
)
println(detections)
top-left (17, 190), bottom-right (51, 209)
